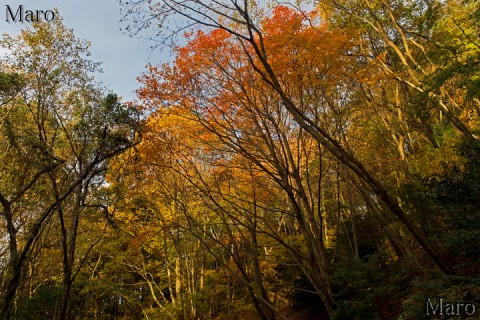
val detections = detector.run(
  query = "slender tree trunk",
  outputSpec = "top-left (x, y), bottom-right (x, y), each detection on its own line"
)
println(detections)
top-left (1, 204), bottom-right (18, 320)
top-left (175, 255), bottom-right (182, 317)
top-left (251, 187), bottom-right (276, 320)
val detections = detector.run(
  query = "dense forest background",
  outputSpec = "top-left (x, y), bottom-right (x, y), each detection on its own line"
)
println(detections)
top-left (1, 0), bottom-right (479, 319)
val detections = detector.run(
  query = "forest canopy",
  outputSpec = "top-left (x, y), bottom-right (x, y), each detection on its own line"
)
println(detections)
top-left (1, 0), bottom-right (479, 319)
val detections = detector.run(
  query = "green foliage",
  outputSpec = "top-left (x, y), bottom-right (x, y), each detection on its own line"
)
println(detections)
top-left (73, 93), bottom-right (141, 158)
top-left (15, 285), bottom-right (62, 320)
top-left (332, 257), bottom-right (419, 320)
top-left (404, 139), bottom-right (480, 274)
top-left (0, 72), bottom-right (23, 105)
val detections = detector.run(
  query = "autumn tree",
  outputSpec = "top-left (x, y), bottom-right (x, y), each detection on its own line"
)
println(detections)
top-left (0, 19), bottom-right (140, 320)
top-left (122, 0), bottom-right (459, 283)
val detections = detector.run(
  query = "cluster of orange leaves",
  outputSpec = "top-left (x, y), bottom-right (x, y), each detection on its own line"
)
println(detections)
top-left (134, 5), bottom-right (372, 181)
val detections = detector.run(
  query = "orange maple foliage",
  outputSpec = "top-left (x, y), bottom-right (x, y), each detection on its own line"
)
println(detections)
top-left (137, 5), bottom-right (362, 118)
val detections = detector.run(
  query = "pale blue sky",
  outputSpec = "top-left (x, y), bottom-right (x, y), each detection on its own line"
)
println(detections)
top-left (1, 0), bottom-right (163, 101)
